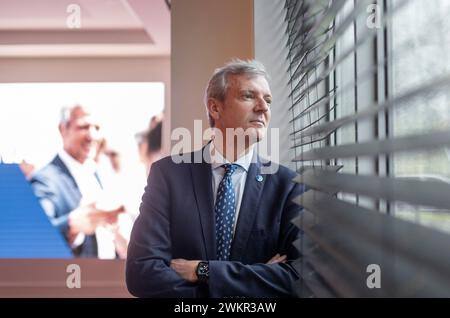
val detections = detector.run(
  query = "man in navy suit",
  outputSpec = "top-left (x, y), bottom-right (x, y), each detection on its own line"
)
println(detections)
top-left (126, 60), bottom-right (304, 297)
top-left (30, 105), bottom-right (123, 257)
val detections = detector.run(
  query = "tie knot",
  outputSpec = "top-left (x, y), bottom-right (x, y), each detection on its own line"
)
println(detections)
top-left (223, 164), bottom-right (238, 176)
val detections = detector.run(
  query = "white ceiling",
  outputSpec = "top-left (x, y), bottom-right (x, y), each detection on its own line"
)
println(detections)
top-left (0, 0), bottom-right (170, 57)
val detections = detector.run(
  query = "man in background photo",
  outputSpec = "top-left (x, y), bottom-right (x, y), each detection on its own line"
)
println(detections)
top-left (30, 105), bottom-right (127, 258)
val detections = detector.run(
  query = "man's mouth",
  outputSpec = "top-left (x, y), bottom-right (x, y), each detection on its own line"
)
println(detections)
top-left (250, 120), bottom-right (265, 127)
top-left (82, 143), bottom-right (95, 153)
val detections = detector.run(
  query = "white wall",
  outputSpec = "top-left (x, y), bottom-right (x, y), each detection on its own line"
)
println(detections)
top-left (171, 0), bottom-right (254, 151)
top-left (254, 0), bottom-right (294, 169)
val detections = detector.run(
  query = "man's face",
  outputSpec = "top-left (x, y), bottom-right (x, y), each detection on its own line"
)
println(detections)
top-left (212, 74), bottom-right (272, 144)
top-left (60, 108), bottom-right (101, 163)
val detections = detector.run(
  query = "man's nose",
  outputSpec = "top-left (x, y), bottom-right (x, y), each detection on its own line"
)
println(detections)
top-left (87, 126), bottom-right (100, 140)
top-left (255, 97), bottom-right (269, 112)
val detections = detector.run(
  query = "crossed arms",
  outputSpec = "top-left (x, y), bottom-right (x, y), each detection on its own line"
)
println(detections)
top-left (126, 160), bottom-right (303, 298)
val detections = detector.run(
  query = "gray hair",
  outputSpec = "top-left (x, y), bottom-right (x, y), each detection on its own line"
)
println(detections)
top-left (59, 106), bottom-right (74, 127)
top-left (204, 59), bottom-right (269, 127)
top-left (59, 104), bottom-right (86, 127)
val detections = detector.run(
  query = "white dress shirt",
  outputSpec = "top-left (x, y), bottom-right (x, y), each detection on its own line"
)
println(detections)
top-left (208, 141), bottom-right (254, 235)
top-left (58, 150), bottom-right (116, 259)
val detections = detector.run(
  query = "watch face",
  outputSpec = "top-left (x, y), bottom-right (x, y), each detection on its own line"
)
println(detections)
top-left (199, 263), bottom-right (208, 274)
top-left (197, 262), bottom-right (209, 277)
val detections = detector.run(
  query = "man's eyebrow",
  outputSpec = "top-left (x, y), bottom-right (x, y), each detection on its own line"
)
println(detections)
top-left (240, 89), bottom-right (271, 95)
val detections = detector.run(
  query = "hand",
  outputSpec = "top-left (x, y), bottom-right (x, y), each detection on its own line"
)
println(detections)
top-left (68, 203), bottom-right (125, 237)
top-left (111, 224), bottom-right (129, 259)
top-left (170, 259), bottom-right (200, 283)
top-left (266, 253), bottom-right (287, 264)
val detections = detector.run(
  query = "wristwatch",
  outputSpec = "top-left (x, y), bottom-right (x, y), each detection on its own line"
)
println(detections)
top-left (196, 261), bottom-right (209, 283)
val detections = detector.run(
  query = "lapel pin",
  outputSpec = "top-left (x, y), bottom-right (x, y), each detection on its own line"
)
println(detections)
top-left (256, 175), bottom-right (263, 182)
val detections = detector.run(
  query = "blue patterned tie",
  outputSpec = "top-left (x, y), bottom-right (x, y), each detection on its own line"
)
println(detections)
top-left (215, 164), bottom-right (238, 261)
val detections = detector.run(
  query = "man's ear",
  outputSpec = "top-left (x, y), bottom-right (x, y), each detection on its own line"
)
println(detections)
top-left (58, 123), bottom-right (66, 137)
top-left (207, 98), bottom-right (221, 122)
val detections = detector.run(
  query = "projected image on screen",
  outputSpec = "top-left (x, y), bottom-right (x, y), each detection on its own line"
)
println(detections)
top-left (0, 82), bottom-right (164, 259)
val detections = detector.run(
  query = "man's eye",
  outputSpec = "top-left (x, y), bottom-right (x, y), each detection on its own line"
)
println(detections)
top-left (266, 99), bottom-right (272, 105)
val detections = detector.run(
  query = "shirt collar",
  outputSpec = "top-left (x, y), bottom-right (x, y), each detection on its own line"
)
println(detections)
top-left (209, 140), bottom-right (254, 172)
top-left (58, 149), bottom-right (97, 175)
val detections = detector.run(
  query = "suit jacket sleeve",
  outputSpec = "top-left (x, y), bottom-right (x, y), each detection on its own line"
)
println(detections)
top-left (207, 181), bottom-right (304, 298)
top-left (30, 174), bottom-right (70, 235)
top-left (126, 160), bottom-right (207, 298)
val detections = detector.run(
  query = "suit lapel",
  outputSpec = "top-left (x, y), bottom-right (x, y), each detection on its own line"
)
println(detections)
top-left (230, 155), bottom-right (266, 260)
top-left (52, 155), bottom-right (77, 187)
top-left (191, 148), bottom-right (216, 260)
top-left (52, 155), bottom-right (82, 201)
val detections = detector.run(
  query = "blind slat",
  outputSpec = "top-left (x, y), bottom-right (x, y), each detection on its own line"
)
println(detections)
top-left (288, 88), bottom-right (335, 113)
top-left (291, 190), bottom-right (450, 296)
top-left (284, 0), bottom-right (450, 298)
top-left (291, 104), bottom-right (337, 135)
top-left (297, 165), bottom-right (343, 174)
top-left (289, 0), bottom-right (407, 101)
top-left (292, 256), bottom-right (337, 298)
top-left (301, 0), bottom-right (347, 46)
top-left (294, 74), bottom-right (450, 142)
top-left (293, 130), bottom-right (450, 161)
top-left (295, 190), bottom-right (450, 275)
top-left (294, 168), bottom-right (450, 209)
top-left (293, 235), bottom-right (363, 297)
